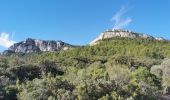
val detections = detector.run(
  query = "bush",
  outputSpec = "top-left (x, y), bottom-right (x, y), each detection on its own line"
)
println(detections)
top-left (8, 64), bottom-right (41, 81)
top-left (0, 85), bottom-right (18, 100)
top-left (17, 75), bottom-right (74, 100)
top-left (151, 58), bottom-right (170, 94)
top-left (40, 60), bottom-right (64, 76)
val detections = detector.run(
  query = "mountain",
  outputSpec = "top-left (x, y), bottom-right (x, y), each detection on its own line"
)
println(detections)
top-left (3, 38), bottom-right (75, 54)
top-left (2, 29), bottom-right (166, 54)
top-left (90, 29), bottom-right (164, 45)
top-left (1, 31), bottom-right (170, 100)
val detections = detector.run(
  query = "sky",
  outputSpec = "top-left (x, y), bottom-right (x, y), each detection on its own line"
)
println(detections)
top-left (0, 0), bottom-right (170, 51)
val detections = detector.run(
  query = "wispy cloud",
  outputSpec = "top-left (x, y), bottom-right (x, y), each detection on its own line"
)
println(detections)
top-left (111, 6), bottom-right (132, 29)
top-left (0, 32), bottom-right (16, 48)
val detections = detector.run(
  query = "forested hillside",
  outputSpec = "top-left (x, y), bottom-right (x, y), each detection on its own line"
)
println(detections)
top-left (1, 37), bottom-right (170, 100)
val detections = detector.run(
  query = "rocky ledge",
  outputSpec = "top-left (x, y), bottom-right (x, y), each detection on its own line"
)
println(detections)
top-left (3, 38), bottom-right (75, 54)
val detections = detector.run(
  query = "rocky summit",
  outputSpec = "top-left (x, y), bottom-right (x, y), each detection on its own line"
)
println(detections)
top-left (90, 29), bottom-right (164, 46)
top-left (3, 38), bottom-right (75, 54)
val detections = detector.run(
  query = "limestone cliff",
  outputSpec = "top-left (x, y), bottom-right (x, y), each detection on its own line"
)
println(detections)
top-left (3, 38), bottom-right (75, 54)
top-left (90, 29), bottom-right (163, 46)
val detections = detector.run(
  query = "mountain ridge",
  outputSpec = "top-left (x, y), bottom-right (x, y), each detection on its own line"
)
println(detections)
top-left (3, 38), bottom-right (75, 54)
top-left (90, 29), bottom-right (165, 45)
top-left (2, 29), bottom-right (167, 54)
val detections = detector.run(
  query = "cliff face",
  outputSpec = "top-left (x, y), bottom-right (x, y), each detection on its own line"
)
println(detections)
top-left (90, 29), bottom-right (156, 46)
top-left (3, 38), bottom-right (74, 54)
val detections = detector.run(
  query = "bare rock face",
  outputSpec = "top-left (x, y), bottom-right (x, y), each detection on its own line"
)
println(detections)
top-left (155, 37), bottom-right (165, 41)
top-left (90, 29), bottom-right (156, 46)
top-left (3, 38), bottom-right (75, 54)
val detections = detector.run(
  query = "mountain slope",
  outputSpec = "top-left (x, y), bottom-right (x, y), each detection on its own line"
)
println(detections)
top-left (0, 36), bottom-right (170, 100)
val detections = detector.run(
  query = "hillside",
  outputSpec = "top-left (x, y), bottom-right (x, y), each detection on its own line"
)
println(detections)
top-left (0, 37), bottom-right (170, 100)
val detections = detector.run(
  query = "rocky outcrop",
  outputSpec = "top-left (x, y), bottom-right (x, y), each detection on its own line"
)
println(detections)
top-left (90, 29), bottom-right (153, 45)
top-left (3, 38), bottom-right (75, 54)
top-left (90, 29), bottom-right (164, 46)
top-left (155, 37), bottom-right (165, 41)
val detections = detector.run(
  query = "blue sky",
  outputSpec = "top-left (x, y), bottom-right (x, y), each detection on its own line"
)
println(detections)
top-left (0, 0), bottom-right (170, 51)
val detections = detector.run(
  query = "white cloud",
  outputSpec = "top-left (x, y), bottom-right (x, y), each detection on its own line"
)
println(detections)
top-left (0, 32), bottom-right (16, 48)
top-left (111, 6), bottom-right (132, 29)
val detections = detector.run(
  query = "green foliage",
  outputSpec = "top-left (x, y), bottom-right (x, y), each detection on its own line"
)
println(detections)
top-left (7, 64), bottom-right (41, 81)
top-left (0, 85), bottom-right (18, 100)
top-left (151, 58), bottom-right (170, 94)
top-left (0, 37), bottom-right (170, 99)
top-left (39, 60), bottom-right (64, 76)
top-left (17, 74), bottom-right (75, 100)
top-left (129, 67), bottom-right (162, 99)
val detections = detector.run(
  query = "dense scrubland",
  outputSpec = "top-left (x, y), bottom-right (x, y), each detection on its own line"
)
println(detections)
top-left (1, 37), bottom-right (170, 100)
